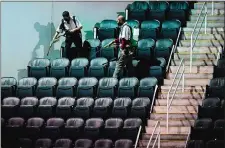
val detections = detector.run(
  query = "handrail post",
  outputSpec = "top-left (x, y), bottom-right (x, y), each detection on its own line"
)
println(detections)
top-left (190, 33), bottom-right (193, 73)
top-left (166, 97), bottom-right (169, 133)
top-left (134, 126), bottom-right (142, 148)
top-left (158, 126), bottom-right (160, 148)
top-left (182, 69), bottom-right (184, 93)
top-left (205, 3), bottom-right (207, 34)
top-left (146, 121), bottom-right (159, 148)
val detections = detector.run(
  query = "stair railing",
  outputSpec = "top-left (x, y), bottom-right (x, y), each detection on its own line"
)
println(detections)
top-left (134, 126), bottom-right (142, 148)
top-left (185, 128), bottom-right (191, 148)
top-left (150, 85), bottom-right (159, 114)
top-left (166, 59), bottom-right (185, 133)
top-left (166, 27), bottom-right (182, 72)
top-left (146, 121), bottom-right (161, 148)
top-left (190, 2), bottom-right (208, 72)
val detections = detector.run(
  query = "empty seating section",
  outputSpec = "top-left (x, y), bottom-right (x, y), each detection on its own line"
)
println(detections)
top-left (7, 1), bottom-right (225, 148)
top-left (188, 44), bottom-right (225, 147)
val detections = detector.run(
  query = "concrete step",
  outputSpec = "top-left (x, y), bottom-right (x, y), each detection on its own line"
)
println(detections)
top-left (140, 140), bottom-right (186, 148)
top-left (190, 9), bottom-right (224, 15)
top-left (155, 99), bottom-right (202, 106)
top-left (142, 133), bottom-right (187, 140)
top-left (181, 33), bottom-right (224, 40)
top-left (150, 113), bottom-right (198, 120)
top-left (146, 126), bottom-right (190, 134)
top-left (158, 92), bottom-right (204, 100)
top-left (180, 39), bottom-right (224, 47)
top-left (182, 27), bottom-right (224, 33)
top-left (174, 53), bottom-right (217, 60)
top-left (164, 79), bottom-right (209, 86)
top-left (187, 22), bottom-right (224, 28)
top-left (167, 73), bottom-right (213, 79)
top-left (194, 3), bottom-right (224, 9)
top-left (153, 106), bottom-right (198, 114)
top-left (148, 119), bottom-right (195, 127)
top-left (160, 86), bottom-right (206, 92)
top-left (189, 15), bottom-right (225, 21)
top-left (168, 66), bottom-right (214, 74)
top-left (176, 46), bottom-right (222, 54)
top-left (170, 59), bottom-right (216, 66)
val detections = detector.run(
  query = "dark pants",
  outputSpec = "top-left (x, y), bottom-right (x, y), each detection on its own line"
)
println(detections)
top-left (65, 34), bottom-right (82, 61)
top-left (113, 49), bottom-right (134, 78)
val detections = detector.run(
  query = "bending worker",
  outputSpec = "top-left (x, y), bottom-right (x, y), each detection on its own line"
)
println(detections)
top-left (53, 11), bottom-right (83, 60)
top-left (107, 15), bottom-right (134, 78)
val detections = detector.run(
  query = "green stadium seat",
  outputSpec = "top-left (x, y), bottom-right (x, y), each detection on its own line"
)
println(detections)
top-left (155, 38), bottom-right (173, 60)
top-left (139, 20), bottom-right (160, 40)
top-left (136, 38), bottom-right (155, 60)
top-left (69, 58), bottom-right (89, 79)
top-left (148, 1), bottom-right (169, 22)
top-left (28, 58), bottom-right (50, 79)
top-left (161, 20), bottom-right (181, 42)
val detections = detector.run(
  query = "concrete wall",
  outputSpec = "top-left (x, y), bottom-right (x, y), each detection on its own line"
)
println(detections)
top-left (1, 1), bottom-right (131, 79)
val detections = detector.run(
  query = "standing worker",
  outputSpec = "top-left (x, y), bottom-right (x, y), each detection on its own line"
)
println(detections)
top-left (106, 15), bottom-right (134, 78)
top-left (53, 11), bottom-right (83, 60)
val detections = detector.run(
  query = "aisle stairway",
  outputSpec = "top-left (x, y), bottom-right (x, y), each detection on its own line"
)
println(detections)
top-left (140, 2), bottom-right (224, 148)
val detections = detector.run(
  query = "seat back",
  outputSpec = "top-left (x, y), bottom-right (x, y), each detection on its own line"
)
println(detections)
top-left (98, 20), bottom-right (118, 41)
top-left (83, 39), bottom-right (101, 59)
top-left (137, 38), bottom-right (155, 59)
top-left (19, 97), bottom-right (38, 118)
top-left (28, 58), bottom-right (50, 79)
top-left (50, 58), bottom-right (70, 79)
top-left (98, 77), bottom-right (118, 98)
top-left (155, 39), bottom-right (173, 59)
top-left (77, 77), bottom-right (98, 97)
top-left (56, 77), bottom-right (77, 98)
top-left (118, 77), bottom-right (139, 98)
top-left (70, 58), bottom-right (89, 78)
top-left (1, 77), bottom-right (17, 99)
top-left (139, 20), bottom-right (160, 39)
top-left (36, 77), bottom-right (57, 98)
top-left (89, 58), bottom-right (108, 79)
top-left (17, 77), bottom-right (37, 98)
top-left (127, 1), bottom-right (149, 22)
top-left (100, 38), bottom-right (116, 61)
top-left (148, 1), bottom-right (169, 21)
top-left (161, 20), bottom-right (181, 42)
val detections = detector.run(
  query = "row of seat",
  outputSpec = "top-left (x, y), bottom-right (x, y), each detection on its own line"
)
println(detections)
top-left (187, 140), bottom-right (224, 148)
top-left (2, 117), bottom-right (142, 141)
top-left (84, 38), bottom-right (174, 60)
top-left (198, 97), bottom-right (224, 121)
top-left (205, 77), bottom-right (225, 99)
top-left (214, 59), bottom-right (225, 78)
top-left (188, 54), bottom-right (225, 145)
top-left (2, 97), bottom-right (151, 120)
top-left (126, 1), bottom-right (189, 23)
top-left (25, 57), bottom-right (166, 80)
top-left (4, 138), bottom-right (133, 148)
top-left (94, 19), bottom-right (181, 42)
top-left (190, 118), bottom-right (224, 141)
top-left (1, 77), bottom-right (158, 99)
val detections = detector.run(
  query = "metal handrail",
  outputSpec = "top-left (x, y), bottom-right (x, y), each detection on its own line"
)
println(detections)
top-left (150, 85), bottom-right (158, 113)
top-left (190, 2), bottom-right (207, 72)
top-left (146, 121), bottom-right (161, 148)
top-left (134, 126), bottom-right (142, 148)
top-left (166, 59), bottom-right (185, 133)
top-left (185, 129), bottom-right (191, 148)
top-left (152, 130), bottom-right (160, 148)
top-left (166, 27), bottom-right (182, 72)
